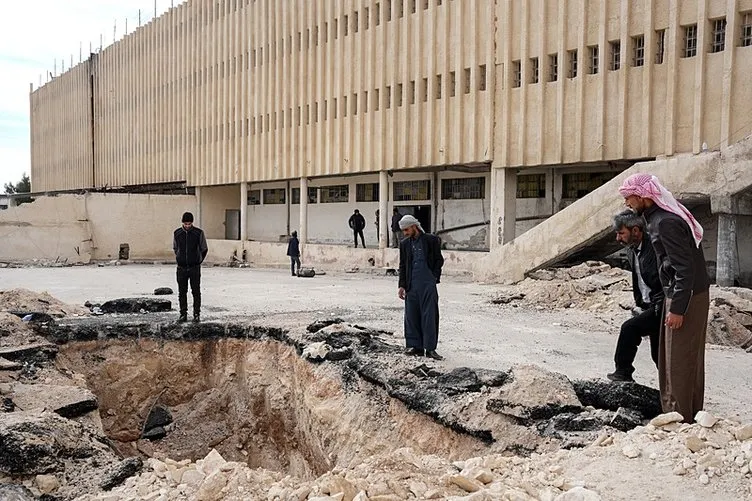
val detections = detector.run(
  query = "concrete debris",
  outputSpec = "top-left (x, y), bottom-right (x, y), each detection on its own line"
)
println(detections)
top-left (0, 484), bottom-right (36, 501)
top-left (9, 382), bottom-right (98, 418)
top-left (0, 288), bottom-right (89, 317)
top-left (99, 298), bottom-right (172, 314)
top-left (695, 411), bottom-right (719, 429)
top-left (35, 473), bottom-right (61, 494)
top-left (298, 267), bottom-right (316, 278)
top-left (99, 458), bottom-right (144, 490)
top-left (153, 287), bottom-right (173, 295)
top-left (649, 412), bottom-right (685, 427)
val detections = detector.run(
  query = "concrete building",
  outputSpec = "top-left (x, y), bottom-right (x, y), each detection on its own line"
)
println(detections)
top-left (27, 0), bottom-right (752, 281)
top-left (0, 195), bottom-right (10, 210)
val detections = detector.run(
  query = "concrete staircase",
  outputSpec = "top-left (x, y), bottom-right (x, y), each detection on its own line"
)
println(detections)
top-left (477, 136), bottom-right (752, 283)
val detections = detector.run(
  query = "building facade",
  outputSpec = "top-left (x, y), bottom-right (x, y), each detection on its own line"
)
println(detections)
top-left (29, 0), bottom-right (752, 250)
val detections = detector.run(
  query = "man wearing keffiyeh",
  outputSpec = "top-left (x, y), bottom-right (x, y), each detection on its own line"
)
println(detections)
top-left (619, 173), bottom-right (710, 423)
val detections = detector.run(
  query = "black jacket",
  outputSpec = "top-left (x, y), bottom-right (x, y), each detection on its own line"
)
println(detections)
top-left (391, 213), bottom-right (401, 232)
top-left (643, 205), bottom-right (710, 315)
top-left (398, 233), bottom-right (444, 292)
top-left (627, 236), bottom-right (664, 311)
top-left (173, 226), bottom-right (208, 267)
top-left (348, 213), bottom-right (366, 231)
top-left (287, 236), bottom-right (300, 257)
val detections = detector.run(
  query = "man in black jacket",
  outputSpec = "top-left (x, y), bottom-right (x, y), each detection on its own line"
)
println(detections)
top-left (173, 212), bottom-right (208, 323)
top-left (287, 231), bottom-right (301, 276)
top-left (608, 210), bottom-right (664, 382)
top-left (390, 208), bottom-right (402, 248)
top-left (620, 174), bottom-right (710, 423)
top-left (348, 209), bottom-right (366, 248)
top-left (398, 215), bottom-right (445, 360)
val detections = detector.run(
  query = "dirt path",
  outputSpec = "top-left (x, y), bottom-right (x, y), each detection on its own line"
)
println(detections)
top-left (2, 264), bottom-right (751, 422)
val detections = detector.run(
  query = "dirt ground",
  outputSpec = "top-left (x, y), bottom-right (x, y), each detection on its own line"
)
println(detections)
top-left (1, 263), bottom-right (751, 423)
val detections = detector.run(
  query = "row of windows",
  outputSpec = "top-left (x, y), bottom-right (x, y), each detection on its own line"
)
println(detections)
top-left (247, 177), bottom-right (485, 205)
top-left (515, 172), bottom-right (618, 199)
top-left (511, 12), bottom-right (752, 87)
top-left (245, 172), bottom-right (619, 205)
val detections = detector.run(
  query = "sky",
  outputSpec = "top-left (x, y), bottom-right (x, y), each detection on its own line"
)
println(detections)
top-left (0, 0), bottom-right (184, 191)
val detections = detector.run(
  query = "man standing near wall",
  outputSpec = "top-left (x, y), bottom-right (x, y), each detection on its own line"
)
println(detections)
top-left (348, 209), bottom-right (366, 248)
top-left (287, 230), bottom-right (301, 276)
top-left (619, 174), bottom-right (710, 423)
top-left (391, 208), bottom-right (402, 249)
top-left (608, 210), bottom-right (664, 382)
top-left (398, 215), bottom-right (445, 360)
top-left (173, 212), bottom-right (208, 323)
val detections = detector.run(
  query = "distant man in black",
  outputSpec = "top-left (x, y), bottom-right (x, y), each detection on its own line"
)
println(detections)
top-left (348, 209), bottom-right (366, 248)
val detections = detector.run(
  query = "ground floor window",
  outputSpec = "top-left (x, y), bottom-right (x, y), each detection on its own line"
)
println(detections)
top-left (247, 190), bottom-right (261, 205)
top-left (441, 177), bottom-right (485, 200)
top-left (517, 174), bottom-right (546, 198)
top-left (291, 187), bottom-right (318, 204)
top-left (319, 185), bottom-right (349, 203)
top-left (562, 172), bottom-right (618, 199)
top-left (393, 180), bottom-right (431, 201)
top-left (356, 183), bottom-right (379, 202)
top-left (263, 188), bottom-right (286, 204)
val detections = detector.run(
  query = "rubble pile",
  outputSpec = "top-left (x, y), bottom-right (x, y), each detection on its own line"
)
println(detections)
top-left (74, 408), bottom-right (752, 501)
top-left (707, 287), bottom-right (752, 349)
top-left (491, 262), bottom-right (633, 312)
top-left (0, 288), bottom-right (89, 318)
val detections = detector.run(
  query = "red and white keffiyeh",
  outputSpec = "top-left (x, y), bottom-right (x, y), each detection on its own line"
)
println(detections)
top-left (619, 173), bottom-right (703, 247)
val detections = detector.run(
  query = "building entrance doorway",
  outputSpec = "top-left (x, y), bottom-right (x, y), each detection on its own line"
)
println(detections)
top-left (397, 205), bottom-right (432, 233)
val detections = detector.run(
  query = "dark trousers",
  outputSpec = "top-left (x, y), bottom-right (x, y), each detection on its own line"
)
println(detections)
top-left (404, 282), bottom-right (440, 351)
top-left (353, 229), bottom-right (365, 248)
top-left (614, 306), bottom-right (661, 376)
top-left (177, 266), bottom-right (201, 316)
top-left (290, 256), bottom-right (301, 275)
top-left (392, 231), bottom-right (401, 248)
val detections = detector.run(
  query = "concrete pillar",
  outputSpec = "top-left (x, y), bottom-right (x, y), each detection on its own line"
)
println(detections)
top-left (379, 170), bottom-right (388, 249)
top-left (716, 213), bottom-right (738, 287)
top-left (195, 187), bottom-right (202, 228)
top-left (240, 182), bottom-right (248, 241)
top-left (552, 169), bottom-right (564, 213)
top-left (299, 176), bottom-right (308, 246)
top-left (489, 165), bottom-right (517, 250)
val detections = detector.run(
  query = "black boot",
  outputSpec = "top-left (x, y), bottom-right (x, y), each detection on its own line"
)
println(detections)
top-left (404, 347), bottom-right (423, 356)
top-left (178, 313), bottom-right (188, 323)
top-left (425, 350), bottom-right (444, 361)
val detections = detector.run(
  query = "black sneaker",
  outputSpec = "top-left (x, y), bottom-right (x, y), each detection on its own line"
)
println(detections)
top-left (425, 350), bottom-right (444, 361)
top-left (178, 314), bottom-right (188, 323)
top-left (192, 314), bottom-right (200, 323)
top-left (404, 347), bottom-right (423, 356)
top-left (607, 371), bottom-right (634, 382)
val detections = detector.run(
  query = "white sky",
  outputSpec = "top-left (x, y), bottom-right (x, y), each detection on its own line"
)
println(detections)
top-left (0, 0), bottom-right (184, 190)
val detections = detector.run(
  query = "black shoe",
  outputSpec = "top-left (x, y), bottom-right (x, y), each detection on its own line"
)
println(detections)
top-left (425, 350), bottom-right (444, 361)
top-left (404, 347), bottom-right (423, 356)
top-left (192, 314), bottom-right (200, 323)
top-left (178, 314), bottom-right (188, 323)
top-left (607, 371), bottom-right (634, 382)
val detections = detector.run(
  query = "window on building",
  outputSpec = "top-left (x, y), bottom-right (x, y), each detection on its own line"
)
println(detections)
top-left (587, 45), bottom-right (599, 74)
top-left (449, 71), bottom-right (457, 96)
top-left (356, 183), bottom-right (379, 202)
top-left (248, 190), bottom-right (261, 205)
top-left (741, 12), bottom-right (752, 47)
top-left (344, 14), bottom-right (349, 36)
top-left (374, 88), bottom-right (380, 110)
top-left (353, 93), bottom-right (358, 115)
top-left (334, 18), bottom-right (338, 40)
top-left (314, 102), bottom-right (319, 123)
top-left (710, 18), bottom-right (726, 53)
top-left (512, 60), bottom-right (522, 88)
top-left (421, 78), bottom-right (428, 102)
top-left (386, 86), bottom-right (392, 108)
top-left (333, 98), bottom-right (338, 118)
top-left (343, 96), bottom-right (348, 117)
top-left (386, 0), bottom-right (392, 21)
top-left (410, 0), bottom-right (416, 14)
top-left (549, 53), bottom-right (558, 81)
top-left (435, 74), bottom-right (442, 98)
top-left (398, 0), bottom-right (404, 18)
top-left (568, 49), bottom-right (578, 78)
top-left (609, 40), bottom-right (621, 70)
top-left (364, 8), bottom-right (369, 29)
top-left (632, 35), bottom-right (645, 66)
top-left (353, 11), bottom-right (359, 33)
top-left (516, 174), bottom-right (546, 199)
top-left (441, 177), bottom-right (485, 200)
top-left (463, 67), bottom-right (471, 93)
top-left (655, 29), bottom-right (666, 64)
top-left (393, 180), bottom-right (431, 201)
top-left (363, 91), bottom-right (368, 112)
top-left (562, 172), bottom-right (618, 199)
top-left (478, 64), bottom-right (487, 90)
top-left (263, 188), bottom-right (286, 204)
top-left (320, 185), bottom-right (349, 203)
top-left (530, 57), bottom-right (539, 83)
top-left (291, 187), bottom-right (318, 204)
top-left (397, 83), bottom-right (403, 106)
top-left (375, 3), bottom-right (381, 26)
top-left (683, 24), bottom-right (698, 57)
top-left (409, 80), bottom-right (416, 104)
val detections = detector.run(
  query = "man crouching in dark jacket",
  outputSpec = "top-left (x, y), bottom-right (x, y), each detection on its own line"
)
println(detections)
top-left (173, 212), bottom-right (208, 323)
top-left (397, 215), bottom-right (444, 360)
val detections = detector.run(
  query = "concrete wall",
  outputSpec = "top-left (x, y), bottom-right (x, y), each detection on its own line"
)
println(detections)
top-left (0, 193), bottom-right (195, 263)
top-left (201, 185), bottom-right (240, 240)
